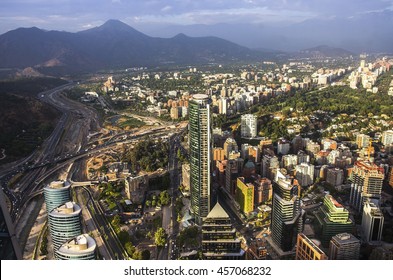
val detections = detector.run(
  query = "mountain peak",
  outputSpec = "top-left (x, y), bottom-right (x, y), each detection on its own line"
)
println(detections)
top-left (101, 19), bottom-right (131, 29)
top-left (173, 33), bottom-right (189, 39)
top-left (80, 19), bottom-right (144, 36)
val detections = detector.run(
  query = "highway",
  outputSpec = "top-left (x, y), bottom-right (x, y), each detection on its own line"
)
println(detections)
top-left (0, 80), bottom-right (186, 259)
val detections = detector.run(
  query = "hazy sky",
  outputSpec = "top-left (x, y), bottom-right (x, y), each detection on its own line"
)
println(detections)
top-left (1, 0), bottom-right (393, 34)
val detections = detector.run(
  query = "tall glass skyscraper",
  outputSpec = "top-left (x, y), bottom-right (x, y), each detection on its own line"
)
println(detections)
top-left (44, 180), bottom-right (71, 213)
top-left (270, 178), bottom-right (303, 253)
top-left (189, 94), bottom-right (212, 224)
top-left (48, 201), bottom-right (82, 250)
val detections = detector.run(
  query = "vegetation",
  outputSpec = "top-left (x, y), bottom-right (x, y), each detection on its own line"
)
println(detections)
top-left (154, 227), bottom-right (167, 247)
top-left (0, 78), bottom-right (69, 161)
top-left (177, 226), bottom-right (199, 248)
top-left (124, 137), bottom-right (169, 172)
top-left (39, 227), bottom-right (48, 256)
top-left (149, 173), bottom-right (171, 191)
top-left (146, 191), bottom-right (170, 208)
top-left (118, 116), bottom-right (145, 129)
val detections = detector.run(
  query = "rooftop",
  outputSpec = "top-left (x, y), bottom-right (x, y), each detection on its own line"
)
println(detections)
top-left (57, 234), bottom-right (96, 255)
top-left (206, 202), bottom-right (229, 219)
top-left (192, 93), bottom-right (209, 100)
top-left (50, 201), bottom-right (81, 216)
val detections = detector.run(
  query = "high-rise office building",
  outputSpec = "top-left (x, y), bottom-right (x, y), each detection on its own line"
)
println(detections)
top-left (241, 114), bottom-right (257, 138)
top-left (202, 203), bottom-right (244, 259)
top-left (350, 160), bottom-right (384, 212)
top-left (236, 177), bottom-right (254, 214)
top-left (361, 200), bottom-right (384, 242)
top-left (44, 180), bottom-right (71, 213)
top-left (225, 160), bottom-right (238, 196)
top-left (55, 234), bottom-right (96, 260)
top-left (189, 94), bottom-right (212, 224)
top-left (295, 233), bottom-right (327, 260)
top-left (328, 233), bottom-right (360, 260)
top-left (270, 178), bottom-right (303, 252)
top-left (48, 201), bottom-right (82, 250)
top-left (315, 195), bottom-right (353, 246)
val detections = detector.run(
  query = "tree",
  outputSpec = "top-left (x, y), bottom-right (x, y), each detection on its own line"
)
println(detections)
top-left (159, 190), bottom-right (170, 206)
top-left (145, 200), bottom-right (151, 207)
top-left (132, 250), bottom-right (142, 260)
top-left (154, 227), bottom-right (167, 247)
top-left (141, 249), bottom-right (151, 260)
top-left (118, 230), bottom-right (131, 246)
top-left (125, 242), bottom-right (135, 257)
top-left (111, 215), bottom-right (121, 232)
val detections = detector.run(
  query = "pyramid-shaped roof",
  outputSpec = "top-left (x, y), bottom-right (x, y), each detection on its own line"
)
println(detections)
top-left (206, 202), bottom-right (229, 219)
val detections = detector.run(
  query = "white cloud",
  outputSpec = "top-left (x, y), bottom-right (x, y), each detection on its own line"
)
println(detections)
top-left (161, 5), bottom-right (172, 12)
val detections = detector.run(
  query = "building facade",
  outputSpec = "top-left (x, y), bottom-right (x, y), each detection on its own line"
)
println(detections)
top-left (43, 180), bottom-right (71, 213)
top-left (361, 200), bottom-right (384, 242)
top-left (189, 94), bottom-right (212, 224)
top-left (328, 233), bottom-right (360, 260)
top-left (48, 201), bottom-right (82, 250)
top-left (295, 233), bottom-right (327, 260)
top-left (55, 234), bottom-right (96, 260)
top-left (314, 195), bottom-right (353, 246)
top-left (202, 203), bottom-right (244, 259)
top-left (241, 114), bottom-right (257, 138)
top-left (271, 178), bottom-right (303, 252)
top-left (236, 177), bottom-right (254, 214)
top-left (349, 160), bottom-right (384, 212)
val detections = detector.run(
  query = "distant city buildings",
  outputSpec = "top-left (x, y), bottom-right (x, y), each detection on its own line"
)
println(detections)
top-left (382, 130), bottom-right (393, 146)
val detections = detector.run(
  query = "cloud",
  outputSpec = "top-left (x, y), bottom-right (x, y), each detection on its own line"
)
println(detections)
top-left (161, 5), bottom-right (172, 12)
top-left (1, 0), bottom-right (393, 34)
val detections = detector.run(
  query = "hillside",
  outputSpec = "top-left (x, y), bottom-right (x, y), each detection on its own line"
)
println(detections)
top-left (0, 20), bottom-right (267, 75)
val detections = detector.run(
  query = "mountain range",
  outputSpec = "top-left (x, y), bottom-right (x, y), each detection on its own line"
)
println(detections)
top-left (0, 20), bottom-right (267, 75)
top-left (138, 10), bottom-right (393, 53)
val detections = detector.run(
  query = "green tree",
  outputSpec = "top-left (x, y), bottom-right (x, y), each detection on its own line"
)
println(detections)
top-left (154, 227), bottom-right (167, 247)
top-left (159, 190), bottom-right (170, 206)
top-left (132, 250), bottom-right (142, 260)
top-left (111, 215), bottom-right (121, 232)
top-left (125, 242), bottom-right (136, 257)
top-left (118, 230), bottom-right (130, 246)
top-left (141, 249), bottom-right (151, 260)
